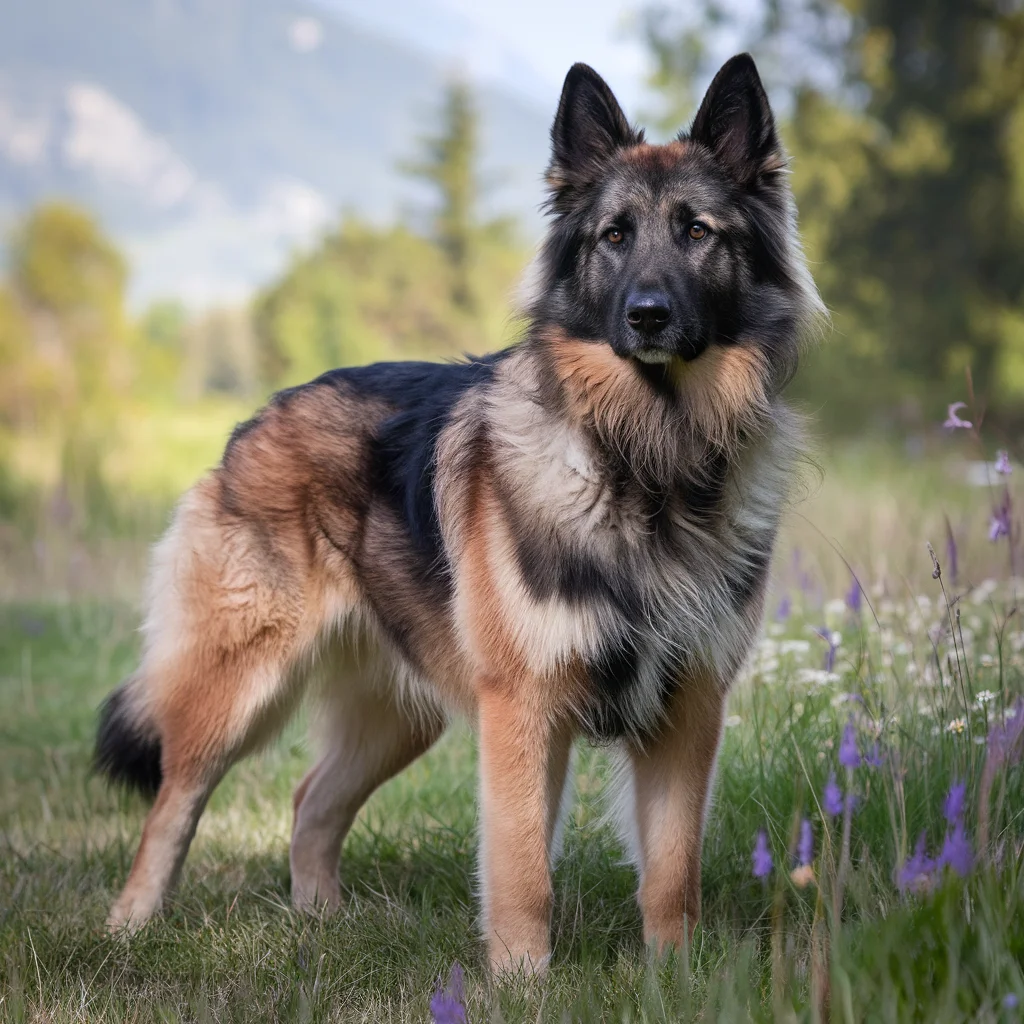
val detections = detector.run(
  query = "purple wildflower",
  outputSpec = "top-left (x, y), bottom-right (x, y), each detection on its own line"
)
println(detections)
top-left (990, 489), bottom-right (1013, 542)
top-left (996, 450), bottom-right (1012, 476)
top-left (430, 963), bottom-right (466, 1024)
top-left (823, 773), bottom-right (843, 817)
top-left (943, 780), bottom-right (966, 824)
top-left (797, 818), bottom-right (814, 867)
top-left (752, 830), bottom-right (773, 878)
top-left (839, 719), bottom-right (861, 769)
top-left (1004, 993), bottom-right (1020, 1010)
top-left (845, 575), bottom-right (862, 614)
top-left (776, 594), bottom-right (792, 620)
top-left (865, 741), bottom-right (884, 769)
top-left (898, 832), bottom-right (936, 892)
top-left (814, 627), bottom-right (838, 672)
top-left (943, 402), bottom-right (972, 430)
top-left (988, 698), bottom-right (1024, 767)
top-left (938, 819), bottom-right (974, 877)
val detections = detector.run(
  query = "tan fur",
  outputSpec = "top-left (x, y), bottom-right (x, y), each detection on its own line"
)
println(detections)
top-left (544, 328), bottom-right (771, 471)
top-left (628, 675), bottom-right (728, 949)
top-left (477, 682), bottom-right (575, 972)
top-left (674, 343), bottom-right (771, 447)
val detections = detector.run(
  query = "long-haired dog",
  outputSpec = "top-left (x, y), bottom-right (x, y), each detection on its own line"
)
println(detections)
top-left (96, 54), bottom-right (823, 972)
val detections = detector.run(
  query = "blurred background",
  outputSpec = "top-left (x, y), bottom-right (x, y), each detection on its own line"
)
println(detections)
top-left (1, 0), bottom-right (1023, 598)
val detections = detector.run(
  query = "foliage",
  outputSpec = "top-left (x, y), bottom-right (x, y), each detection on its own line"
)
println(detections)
top-left (252, 219), bottom-right (526, 390)
top-left (642, 0), bottom-right (1024, 433)
top-left (401, 79), bottom-right (480, 310)
top-left (4, 203), bottom-right (131, 520)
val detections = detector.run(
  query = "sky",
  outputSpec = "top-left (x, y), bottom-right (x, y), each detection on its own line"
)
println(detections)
top-left (319, 0), bottom-right (655, 118)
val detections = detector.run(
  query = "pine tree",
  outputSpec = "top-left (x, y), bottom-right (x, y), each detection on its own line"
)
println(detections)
top-left (403, 79), bottom-right (479, 311)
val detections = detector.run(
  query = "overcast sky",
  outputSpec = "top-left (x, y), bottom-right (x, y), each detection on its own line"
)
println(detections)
top-left (320, 0), bottom-right (654, 117)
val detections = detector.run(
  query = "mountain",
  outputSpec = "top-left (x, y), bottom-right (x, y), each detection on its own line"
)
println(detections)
top-left (0, 0), bottom-right (552, 305)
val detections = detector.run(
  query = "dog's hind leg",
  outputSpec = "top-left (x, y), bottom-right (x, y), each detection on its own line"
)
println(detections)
top-left (102, 477), bottom-right (334, 932)
top-left (105, 638), bottom-right (311, 932)
top-left (290, 680), bottom-right (444, 913)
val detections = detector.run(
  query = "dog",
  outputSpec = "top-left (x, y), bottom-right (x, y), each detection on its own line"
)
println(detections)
top-left (95, 53), bottom-right (823, 973)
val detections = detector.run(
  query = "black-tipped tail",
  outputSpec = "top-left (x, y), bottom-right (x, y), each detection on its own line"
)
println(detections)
top-left (94, 682), bottom-right (163, 799)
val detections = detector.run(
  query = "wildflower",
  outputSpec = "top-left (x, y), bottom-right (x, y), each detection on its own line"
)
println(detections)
top-left (943, 402), bottom-right (972, 429)
top-left (814, 627), bottom-right (840, 672)
top-left (865, 741), bottom-right (884, 768)
top-left (989, 490), bottom-right (1013, 542)
top-left (946, 717), bottom-right (966, 735)
top-left (938, 819), bottom-right (973, 877)
top-left (995, 450), bottom-right (1012, 476)
top-left (790, 823), bottom-right (815, 888)
top-left (790, 863), bottom-right (815, 888)
top-left (1004, 993), bottom-right (1020, 1010)
top-left (776, 594), bottom-right (792, 620)
top-left (845, 575), bottom-right (862, 614)
top-left (797, 818), bottom-right (814, 866)
top-left (898, 832), bottom-right (936, 893)
top-left (975, 689), bottom-right (996, 707)
top-left (943, 780), bottom-right (966, 824)
top-left (430, 963), bottom-right (466, 1024)
top-left (752, 830), bottom-right (773, 878)
top-left (987, 697), bottom-right (1024, 767)
top-left (839, 719), bottom-right (861, 769)
top-left (823, 773), bottom-right (843, 817)
top-left (780, 639), bottom-right (811, 657)
top-left (724, 714), bottom-right (743, 728)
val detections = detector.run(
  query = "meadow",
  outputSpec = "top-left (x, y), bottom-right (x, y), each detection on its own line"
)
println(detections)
top-left (2, 422), bottom-right (1024, 1022)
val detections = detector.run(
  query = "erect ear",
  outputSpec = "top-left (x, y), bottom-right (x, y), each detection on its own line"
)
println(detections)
top-left (548, 63), bottom-right (639, 195)
top-left (687, 54), bottom-right (783, 186)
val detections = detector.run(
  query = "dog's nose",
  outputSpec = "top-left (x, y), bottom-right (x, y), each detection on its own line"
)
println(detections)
top-left (625, 291), bottom-right (672, 335)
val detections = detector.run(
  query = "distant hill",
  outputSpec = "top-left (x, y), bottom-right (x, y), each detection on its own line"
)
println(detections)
top-left (0, 0), bottom-right (552, 305)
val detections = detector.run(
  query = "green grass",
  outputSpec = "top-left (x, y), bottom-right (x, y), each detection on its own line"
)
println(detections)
top-left (3, 448), bottom-right (1024, 1021)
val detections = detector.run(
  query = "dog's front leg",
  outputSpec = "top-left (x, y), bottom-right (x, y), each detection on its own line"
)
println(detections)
top-left (628, 676), bottom-right (727, 952)
top-left (477, 680), bottom-right (572, 975)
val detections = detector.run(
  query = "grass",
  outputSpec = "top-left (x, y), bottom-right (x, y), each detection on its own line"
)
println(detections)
top-left (3, 442), bottom-right (1024, 1021)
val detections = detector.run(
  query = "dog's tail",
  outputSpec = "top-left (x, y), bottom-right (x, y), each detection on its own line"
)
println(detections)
top-left (94, 676), bottom-right (163, 800)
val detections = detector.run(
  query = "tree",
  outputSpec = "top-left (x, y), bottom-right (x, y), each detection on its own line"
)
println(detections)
top-left (7, 202), bottom-right (131, 514)
top-left (641, 0), bottom-right (1024, 430)
top-left (402, 79), bottom-right (479, 310)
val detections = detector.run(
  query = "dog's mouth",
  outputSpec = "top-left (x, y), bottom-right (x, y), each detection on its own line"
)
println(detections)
top-left (632, 340), bottom-right (710, 366)
top-left (632, 347), bottom-right (675, 365)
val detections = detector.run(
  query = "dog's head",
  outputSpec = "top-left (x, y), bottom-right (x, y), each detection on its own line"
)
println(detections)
top-left (529, 55), bottom-right (823, 392)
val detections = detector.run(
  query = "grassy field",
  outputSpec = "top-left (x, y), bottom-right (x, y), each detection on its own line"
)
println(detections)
top-left (3, 441), bottom-right (1024, 1021)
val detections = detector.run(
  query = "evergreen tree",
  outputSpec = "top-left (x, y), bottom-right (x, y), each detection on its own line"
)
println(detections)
top-left (642, 0), bottom-right (1024, 429)
top-left (403, 79), bottom-right (479, 310)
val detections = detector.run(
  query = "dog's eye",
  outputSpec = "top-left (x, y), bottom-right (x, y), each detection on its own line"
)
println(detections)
top-left (605, 226), bottom-right (624, 244)
top-left (688, 222), bottom-right (708, 240)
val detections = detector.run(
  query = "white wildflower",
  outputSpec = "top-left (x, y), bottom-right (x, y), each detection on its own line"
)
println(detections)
top-left (780, 639), bottom-right (811, 657)
top-left (946, 717), bottom-right (966, 735)
top-left (975, 689), bottom-right (996, 706)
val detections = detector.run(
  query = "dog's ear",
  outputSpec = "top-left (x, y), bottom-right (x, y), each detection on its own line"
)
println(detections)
top-left (548, 64), bottom-right (638, 198)
top-left (687, 54), bottom-right (783, 186)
